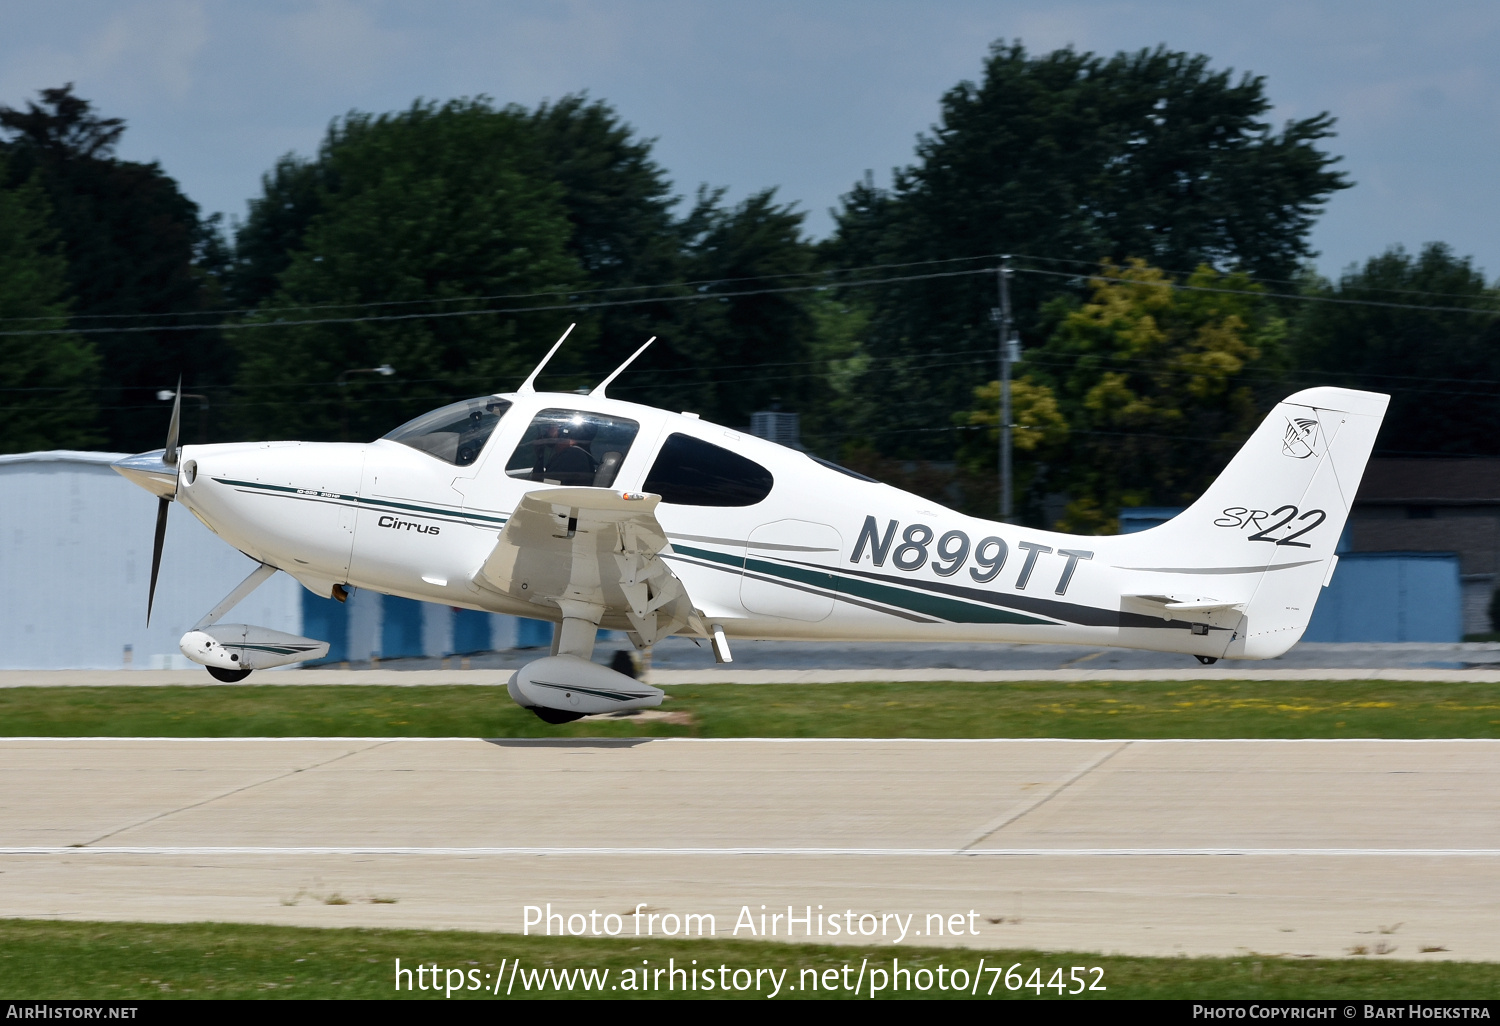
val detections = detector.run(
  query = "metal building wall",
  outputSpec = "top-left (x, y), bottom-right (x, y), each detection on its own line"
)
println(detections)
top-left (299, 587), bottom-right (553, 665)
top-left (1303, 552), bottom-right (1464, 643)
top-left (0, 452), bottom-right (303, 669)
top-left (0, 451), bottom-right (564, 670)
top-left (1120, 507), bottom-right (1463, 642)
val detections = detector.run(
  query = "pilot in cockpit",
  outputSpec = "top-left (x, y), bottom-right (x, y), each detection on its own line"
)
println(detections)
top-left (530, 417), bottom-right (599, 485)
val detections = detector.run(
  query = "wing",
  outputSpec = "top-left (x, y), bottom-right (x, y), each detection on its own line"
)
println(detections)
top-left (473, 487), bottom-right (699, 646)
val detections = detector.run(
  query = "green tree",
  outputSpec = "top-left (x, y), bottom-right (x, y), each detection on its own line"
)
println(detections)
top-left (226, 152), bottom-right (328, 310)
top-left (229, 94), bottom-right (679, 315)
top-left (610, 187), bottom-right (822, 429)
top-left (230, 99), bottom-right (584, 441)
top-left (231, 94), bottom-right (825, 436)
top-left (963, 260), bottom-right (1286, 531)
top-left (522, 95), bottom-right (697, 409)
top-left (0, 85), bottom-right (221, 451)
top-left (829, 41), bottom-right (1348, 456)
top-left (1291, 243), bottom-right (1500, 456)
top-left (0, 155), bottom-right (100, 451)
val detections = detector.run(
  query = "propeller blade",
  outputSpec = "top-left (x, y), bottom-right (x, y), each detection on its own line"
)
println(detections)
top-left (163, 376), bottom-right (182, 466)
top-left (147, 495), bottom-right (169, 626)
top-left (148, 376), bottom-right (183, 624)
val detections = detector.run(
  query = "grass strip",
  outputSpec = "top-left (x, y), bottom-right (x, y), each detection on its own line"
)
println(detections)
top-left (1, 680), bottom-right (1499, 738)
top-left (0, 919), bottom-right (1494, 1000)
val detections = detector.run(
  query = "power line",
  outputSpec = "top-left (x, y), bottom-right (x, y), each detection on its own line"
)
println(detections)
top-left (1002, 252), bottom-right (1500, 305)
top-left (5, 338), bottom-right (1500, 396)
top-left (1, 248), bottom-right (1494, 334)
top-left (0, 267), bottom-right (998, 338)
top-left (0, 254), bottom-right (1005, 325)
top-left (1012, 267), bottom-right (1500, 317)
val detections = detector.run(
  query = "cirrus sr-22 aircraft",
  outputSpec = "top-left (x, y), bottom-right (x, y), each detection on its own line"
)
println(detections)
top-left (113, 326), bottom-right (1389, 723)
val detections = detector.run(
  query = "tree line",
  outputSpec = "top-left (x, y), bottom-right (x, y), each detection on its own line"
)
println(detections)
top-left (2, 41), bottom-right (1497, 531)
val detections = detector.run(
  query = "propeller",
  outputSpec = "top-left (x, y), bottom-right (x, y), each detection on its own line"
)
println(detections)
top-left (147, 380), bottom-right (183, 625)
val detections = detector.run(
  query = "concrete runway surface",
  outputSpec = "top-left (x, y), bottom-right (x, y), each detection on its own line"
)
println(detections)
top-left (3, 737), bottom-right (1498, 961)
top-left (6, 641), bottom-right (1500, 687)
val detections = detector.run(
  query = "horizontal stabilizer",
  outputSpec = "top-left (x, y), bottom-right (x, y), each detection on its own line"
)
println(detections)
top-left (1122, 594), bottom-right (1246, 626)
top-left (1127, 594), bottom-right (1245, 613)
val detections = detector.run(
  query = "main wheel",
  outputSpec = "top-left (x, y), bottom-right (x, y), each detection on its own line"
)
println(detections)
top-left (530, 706), bottom-right (584, 724)
top-left (206, 665), bottom-right (253, 683)
top-left (1194, 655), bottom-right (1218, 666)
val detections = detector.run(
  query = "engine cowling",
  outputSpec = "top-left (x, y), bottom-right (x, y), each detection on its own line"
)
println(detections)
top-left (507, 655), bottom-right (663, 723)
top-left (179, 624), bottom-right (330, 670)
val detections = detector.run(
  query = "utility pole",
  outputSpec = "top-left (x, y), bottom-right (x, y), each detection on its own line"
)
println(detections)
top-left (996, 256), bottom-right (1015, 522)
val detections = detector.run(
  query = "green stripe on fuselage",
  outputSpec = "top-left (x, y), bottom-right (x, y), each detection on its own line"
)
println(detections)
top-left (670, 543), bottom-right (1054, 626)
top-left (212, 478), bottom-right (506, 525)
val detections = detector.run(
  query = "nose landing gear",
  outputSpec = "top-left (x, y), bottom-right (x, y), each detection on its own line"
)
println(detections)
top-left (176, 564), bottom-right (330, 681)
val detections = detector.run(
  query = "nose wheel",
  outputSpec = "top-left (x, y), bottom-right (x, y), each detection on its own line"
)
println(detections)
top-left (206, 665), bottom-right (252, 683)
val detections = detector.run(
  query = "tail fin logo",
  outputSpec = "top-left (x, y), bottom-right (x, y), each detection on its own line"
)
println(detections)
top-left (1281, 417), bottom-right (1321, 459)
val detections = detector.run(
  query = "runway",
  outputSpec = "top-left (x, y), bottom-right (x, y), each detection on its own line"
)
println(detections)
top-left (6, 641), bottom-right (1500, 686)
top-left (2, 737), bottom-right (1498, 960)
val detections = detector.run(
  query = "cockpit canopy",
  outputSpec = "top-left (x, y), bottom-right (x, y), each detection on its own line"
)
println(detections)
top-left (382, 397), bottom-right (637, 489)
top-left (383, 394), bottom-right (776, 502)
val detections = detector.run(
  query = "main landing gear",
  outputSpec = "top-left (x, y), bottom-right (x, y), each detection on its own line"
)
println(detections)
top-left (507, 604), bottom-right (663, 722)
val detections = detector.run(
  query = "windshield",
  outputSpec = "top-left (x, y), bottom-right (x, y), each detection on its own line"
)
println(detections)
top-left (383, 397), bottom-right (512, 466)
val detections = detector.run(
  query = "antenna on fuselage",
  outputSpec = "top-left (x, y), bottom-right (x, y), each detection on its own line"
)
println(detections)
top-left (590, 337), bottom-right (656, 398)
top-left (517, 323), bottom-right (576, 394)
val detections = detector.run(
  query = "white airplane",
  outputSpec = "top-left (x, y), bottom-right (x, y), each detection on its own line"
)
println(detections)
top-left (114, 326), bottom-right (1389, 723)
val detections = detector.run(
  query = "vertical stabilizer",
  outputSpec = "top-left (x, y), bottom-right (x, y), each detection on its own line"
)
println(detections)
top-left (1114, 387), bottom-right (1388, 658)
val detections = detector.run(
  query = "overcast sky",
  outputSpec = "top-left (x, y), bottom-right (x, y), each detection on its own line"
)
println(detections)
top-left (3, 1), bottom-right (1497, 280)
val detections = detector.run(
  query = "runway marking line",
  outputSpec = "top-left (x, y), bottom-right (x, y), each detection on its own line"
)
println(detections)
top-left (5, 737), bottom-right (1500, 744)
top-left (959, 742), bottom-right (1131, 850)
top-left (4, 846), bottom-right (1500, 857)
top-left (73, 739), bottom-right (393, 847)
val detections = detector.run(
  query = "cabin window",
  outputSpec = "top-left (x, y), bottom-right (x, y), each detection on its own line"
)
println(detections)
top-left (504, 409), bottom-right (641, 487)
top-left (644, 433), bottom-right (774, 506)
top-left (384, 397), bottom-right (512, 466)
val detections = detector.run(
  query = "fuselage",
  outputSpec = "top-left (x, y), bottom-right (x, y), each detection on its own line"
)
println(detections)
top-left (163, 390), bottom-right (1237, 660)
